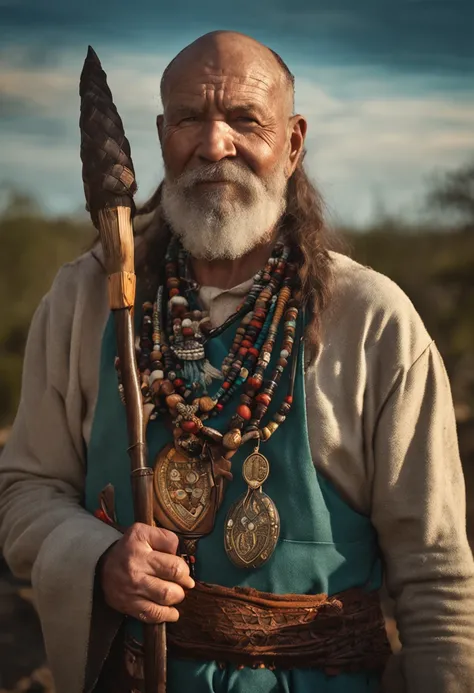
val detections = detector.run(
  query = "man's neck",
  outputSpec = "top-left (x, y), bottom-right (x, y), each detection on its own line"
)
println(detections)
top-left (190, 236), bottom-right (276, 290)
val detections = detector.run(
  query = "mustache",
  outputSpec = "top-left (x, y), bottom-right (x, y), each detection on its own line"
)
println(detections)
top-left (174, 161), bottom-right (258, 189)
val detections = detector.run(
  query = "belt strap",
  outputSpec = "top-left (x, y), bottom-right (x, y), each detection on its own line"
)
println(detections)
top-left (96, 581), bottom-right (391, 691)
top-left (166, 581), bottom-right (391, 673)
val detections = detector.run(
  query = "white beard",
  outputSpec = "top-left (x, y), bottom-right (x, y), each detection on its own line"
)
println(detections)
top-left (161, 158), bottom-right (288, 260)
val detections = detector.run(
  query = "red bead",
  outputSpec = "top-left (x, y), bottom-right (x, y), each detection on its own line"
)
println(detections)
top-left (285, 395), bottom-right (293, 404)
top-left (216, 403), bottom-right (224, 411)
top-left (174, 379), bottom-right (184, 387)
top-left (256, 393), bottom-right (271, 406)
top-left (94, 508), bottom-right (109, 523)
top-left (223, 381), bottom-right (231, 390)
top-left (248, 347), bottom-right (259, 357)
top-left (237, 404), bottom-right (252, 420)
top-left (182, 327), bottom-right (194, 337)
top-left (238, 347), bottom-right (248, 357)
top-left (182, 420), bottom-right (198, 434)
top-left (169, 288), bottom-right (180, 297)
top-left (250, 320), bottom-right (263, 329)
top-left (247, 377), bottom-right (262, 390)
top-left (241, 339), bottom-right (253, 348)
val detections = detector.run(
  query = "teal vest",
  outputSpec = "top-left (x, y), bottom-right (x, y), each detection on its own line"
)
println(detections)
top-left (86, 311), bottom-right (383, 693)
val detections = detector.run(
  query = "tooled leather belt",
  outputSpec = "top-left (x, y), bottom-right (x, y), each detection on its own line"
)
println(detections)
top-left (98, 581), bottom-right (391, 691)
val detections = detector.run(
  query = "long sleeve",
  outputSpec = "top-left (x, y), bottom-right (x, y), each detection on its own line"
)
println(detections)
top-left (0, 261), bottom-right (122, 693)
top-left (371, 342), bottom-right (474, 692)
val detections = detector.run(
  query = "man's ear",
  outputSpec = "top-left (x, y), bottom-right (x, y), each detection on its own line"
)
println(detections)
top-left (156, 114), bottom-right (164, 144)
top-left (287, 114), bottom-right (307, 177)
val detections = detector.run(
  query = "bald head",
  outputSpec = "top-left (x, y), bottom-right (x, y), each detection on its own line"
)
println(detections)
top-left (160, 31), bottom-right (295, 114)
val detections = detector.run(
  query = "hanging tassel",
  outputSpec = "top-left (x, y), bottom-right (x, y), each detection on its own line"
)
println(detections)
top-left (203, 359), bottom-right (223, 385)
top-left (183, 361), bottom-right (196, 389)
top-left (183, 357), bottom-right (222, 391)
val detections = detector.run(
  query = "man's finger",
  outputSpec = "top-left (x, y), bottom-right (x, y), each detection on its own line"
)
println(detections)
top-left (134, 599), bottom-right (180, 624)
top-left (128, 523), bottom-right (179, 555)
top-left (147, 551), bottom-right (195, 589)
top-left (136, 575), bottom-right (186, 606)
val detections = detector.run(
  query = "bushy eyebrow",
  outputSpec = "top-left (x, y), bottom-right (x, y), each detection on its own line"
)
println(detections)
top-left (168, 102), bottom-right (265, 119)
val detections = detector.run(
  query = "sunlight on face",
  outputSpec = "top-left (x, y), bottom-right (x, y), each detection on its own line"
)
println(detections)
top-left (159, 34), bottom-right (295, 259)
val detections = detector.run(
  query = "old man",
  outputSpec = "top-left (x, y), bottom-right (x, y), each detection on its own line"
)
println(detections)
top-left (1, 30), bottom-right (474, 693)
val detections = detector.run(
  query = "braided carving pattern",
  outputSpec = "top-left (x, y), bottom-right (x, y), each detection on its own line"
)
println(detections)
top-left (79, 46), bottom-right (137, 226)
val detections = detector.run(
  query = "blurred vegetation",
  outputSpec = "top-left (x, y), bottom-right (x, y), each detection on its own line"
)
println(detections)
top-left (0, 163), bottom-right (473, 430)
top-left (0, 192), bottom-right (94, 424)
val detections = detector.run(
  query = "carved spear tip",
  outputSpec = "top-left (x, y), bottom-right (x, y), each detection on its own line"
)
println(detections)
top-left (79, 45), bottom-right (137, 226)
top-left (87, 45), bottom-right (100, 63)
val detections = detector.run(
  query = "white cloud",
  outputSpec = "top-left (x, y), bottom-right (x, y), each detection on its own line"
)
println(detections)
top-left (0, 47), bottom-right (473, 224)
top-left (292, 75), bottom-right (474, 222)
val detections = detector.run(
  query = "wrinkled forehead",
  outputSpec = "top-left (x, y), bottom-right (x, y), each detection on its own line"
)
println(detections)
top-left (161, 46), bottom-right (291, 112)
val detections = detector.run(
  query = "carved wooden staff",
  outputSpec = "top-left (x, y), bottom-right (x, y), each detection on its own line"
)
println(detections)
top-left (79, 46), bottom-right (167, 693)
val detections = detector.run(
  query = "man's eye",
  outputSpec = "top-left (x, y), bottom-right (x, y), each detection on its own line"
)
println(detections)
top-left (235, 116), bottom-right (258, 124)
top-left (179, 116), bottom-right (197, 124)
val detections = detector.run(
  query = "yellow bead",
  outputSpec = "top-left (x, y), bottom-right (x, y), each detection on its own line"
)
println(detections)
top-left (267, 421), bottom-right (279, 434)
top-left (199, 396), bottom-right (216, 412)
top-left (260, 427), bottom-right (271, 441)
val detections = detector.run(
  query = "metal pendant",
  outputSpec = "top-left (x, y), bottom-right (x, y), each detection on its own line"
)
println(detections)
top-left (153, 442), bottom-right (215, 534)
top-left (224, 451), bottom-right (280, 569)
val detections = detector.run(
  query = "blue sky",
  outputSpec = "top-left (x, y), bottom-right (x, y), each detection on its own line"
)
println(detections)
top-left (1, 0), bottom-right (473, 225)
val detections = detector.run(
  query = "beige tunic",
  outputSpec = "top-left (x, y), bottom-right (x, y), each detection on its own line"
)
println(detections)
top-left (1, 249), bottom-right (473, 693)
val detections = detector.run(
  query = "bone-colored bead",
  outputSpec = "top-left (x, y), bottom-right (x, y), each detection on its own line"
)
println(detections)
top-left (149, 370), bottom-right (164, 385)
top-left (223, 429), bottom-right (242, 450)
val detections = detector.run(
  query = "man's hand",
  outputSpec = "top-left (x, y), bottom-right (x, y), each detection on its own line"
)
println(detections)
top-left (99, 523), bottom-right (195, 624)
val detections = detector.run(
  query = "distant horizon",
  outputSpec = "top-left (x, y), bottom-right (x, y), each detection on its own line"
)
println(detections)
top-left (1, 1), bottom-right (472, 226)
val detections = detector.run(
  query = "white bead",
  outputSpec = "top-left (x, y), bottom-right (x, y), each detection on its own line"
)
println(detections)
top-left (149, 370), bottom-right (164, 385)
top-left (170, 296), bottom-right (188, 306)
top-left (240, 367), bottom-right (249, 380)
top-left (153, 345), bottom-right (161, 351)
top-left (280, 349), bottom-right (289, 359)
top-left (182, 318), bottom-right (192, 328)
top-left (262, 352), bottom-right (271, 363)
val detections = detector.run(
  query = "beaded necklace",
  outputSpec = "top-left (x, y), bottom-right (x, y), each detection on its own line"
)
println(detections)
top-left (116, 237), bottom-right (302, 569)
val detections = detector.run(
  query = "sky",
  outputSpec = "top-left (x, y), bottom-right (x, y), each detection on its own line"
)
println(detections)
top-left (0, 0), bottom-right (473, 226)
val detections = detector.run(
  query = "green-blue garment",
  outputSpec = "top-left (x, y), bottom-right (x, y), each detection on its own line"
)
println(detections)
top-left (86, 310), bottom-right (384, 693)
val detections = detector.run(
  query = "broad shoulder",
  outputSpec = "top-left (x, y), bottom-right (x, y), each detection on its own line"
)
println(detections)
top-left (48, 248), bottom-right (106, 299)
top-left (42, 249), bottom-right (107, 335)
top-left (325, 251), bottom-right (432, 366)
top-left (329, 251), bottom-right (413, 312)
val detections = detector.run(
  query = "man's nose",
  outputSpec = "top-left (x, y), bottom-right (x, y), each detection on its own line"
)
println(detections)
top-left (195, 120), bottom-right (237, 162)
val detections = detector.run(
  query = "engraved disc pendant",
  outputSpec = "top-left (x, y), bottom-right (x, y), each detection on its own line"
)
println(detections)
top-left (224, 451), bottom-right (280, 569)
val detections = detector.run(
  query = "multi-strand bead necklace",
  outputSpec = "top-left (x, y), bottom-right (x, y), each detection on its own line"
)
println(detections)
top-left (116, 237), bottom-right (303, 568)
top-left (129, 237), bottom-right (302, 450)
